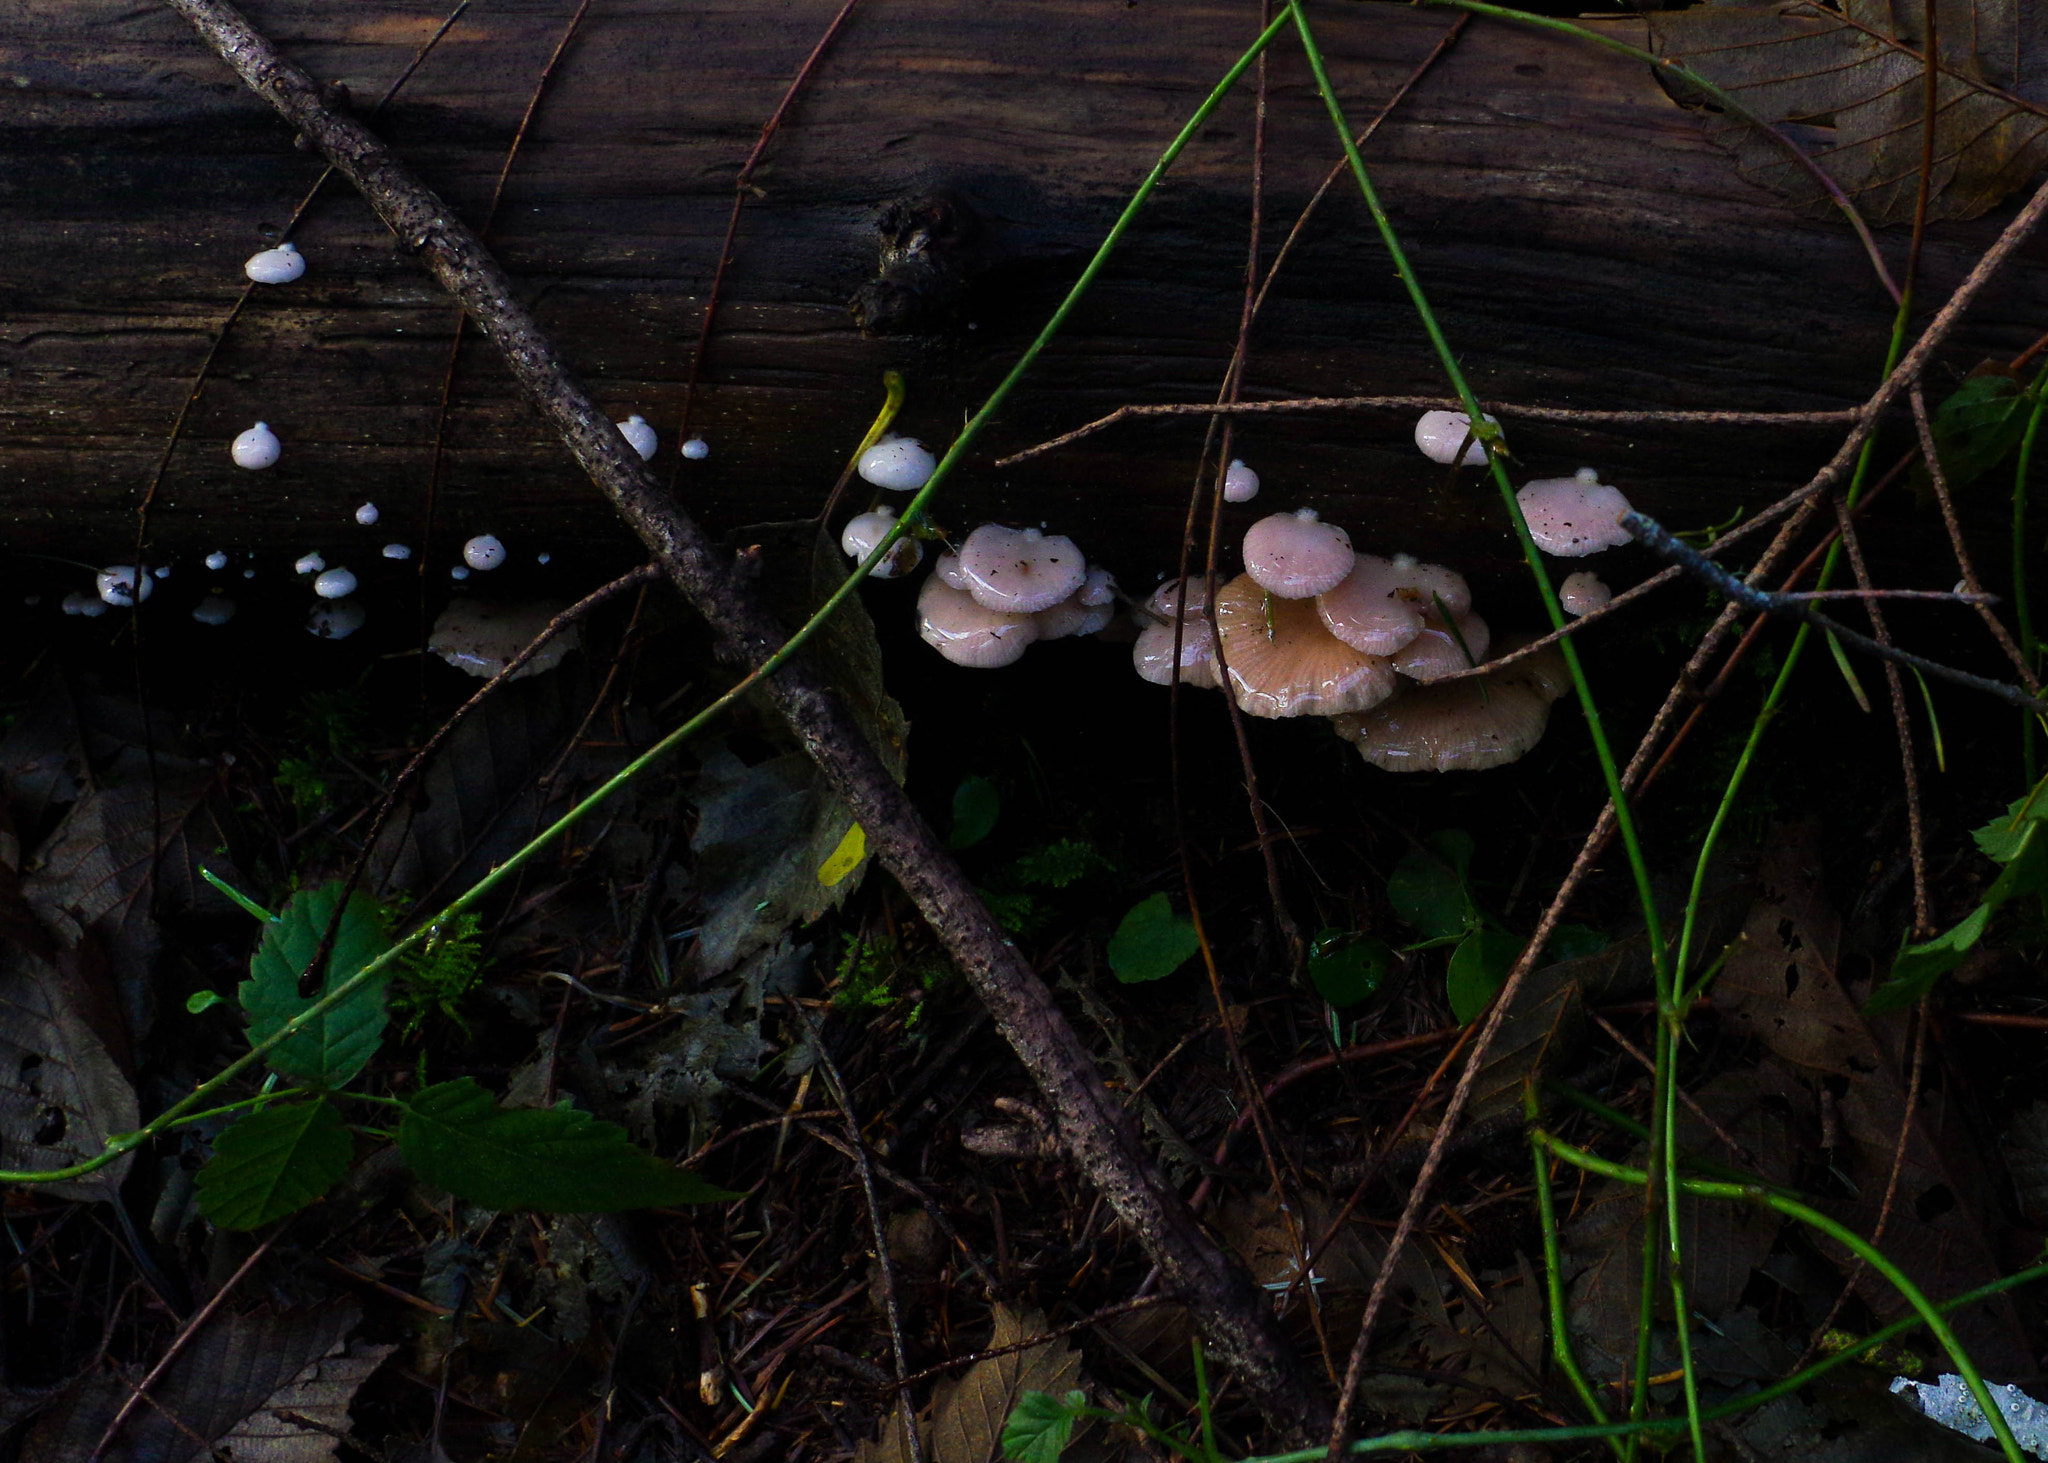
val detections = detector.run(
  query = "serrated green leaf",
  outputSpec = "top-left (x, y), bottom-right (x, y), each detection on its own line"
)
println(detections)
top-left (1307, 931), bottom-right (1390, 1008)
top-left (240, 882), bottom-right (393, 1088)
top-left (1446, 924), bottom-right (1523, 1025)
top-left (1931, 374), bottom-right (2032, 489)
top-left (1106, 893), bottom-right (1199, 984)
top-left (949, 776), bottom-right (1001, 850)
top-left (1388, 830), bottom-right (1476, 944)
top-left (1974, 783), bottom-right (2048, 864)
top-left (1001, 1390), bottom-right (1087, 1463)
top-left (194, 1097), bottom-right (352, 1230)
top-left (398, 1077), bottom-right (740, 1212)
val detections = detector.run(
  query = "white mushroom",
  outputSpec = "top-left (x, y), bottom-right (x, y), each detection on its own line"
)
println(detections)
top-left (463, 534), bottom-right (507, 571)
top-left (617, 415), bottom-right (658, 461)
top-left (857, 435), bottom-right (938, 492)
top-left (95, 566), bottom-right (151, 607)
top-left (1413, 410), bottom-right (1499, 467)
top-left (293, 552), bottom-right (325, 575)
top-left (681, 437), bottom-right (710, 460)
top-left (354, 502), bottom-right (380, 526)
top-left (307, 599), bottom-right (367, 639)
top-left (1242, 509), bottom-right (1354, 599)
top-left (955, 524), bottom-right (1087, 614)
top-left (840, 507), bottom-right (923, 578)
top-left (1222, 459), bottom-right (1260, 503)
top-left (313, 567), bottom-right (357, 599)
top-left (1559, 571), bottom-right (1611, 617)
top-left (917, 576), bottom-right (1038, 668)
top-left (382, 543), bottom-right (412, 560)
top-left (192, 595), bottom-right (236, 626)
top-left (205, 550), bottom-right (229, 571)
top-left (231, 422), bottom-right (281, 470)
top-left (243, 242), bottom-right (305, 284)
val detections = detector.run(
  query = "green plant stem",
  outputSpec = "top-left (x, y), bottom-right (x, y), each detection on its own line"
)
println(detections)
top-left (1289, 8), bottom-right (1682, 1445)
top-left (0, 5), bottom-right (1298, 1192)
top-left (1528, 1128), bottom-right (1620, 1458)
top-left (1533, 1129), bottom-right (2029, 1463)
top-left (1543, 1080), bottom-right (1806, 1196)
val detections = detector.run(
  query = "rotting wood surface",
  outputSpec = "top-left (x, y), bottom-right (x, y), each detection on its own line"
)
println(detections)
top-left (4, 0), bottom-right (2042, 578)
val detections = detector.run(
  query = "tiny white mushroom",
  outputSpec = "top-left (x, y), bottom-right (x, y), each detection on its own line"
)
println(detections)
top-left (192, 595), bottom-right (237, 626)
top-left (463, 534), bottom-right (506, 570)
top-left (537, 551), bottom-right (552, 565)
top-left (152, 565), bottom-right (171, 579)
top-left (95, 565), bottom-right (152, 607)
top-left (1222, 459), bottom-right (1260, 503)
top-left (1559, 571), bottom-right (1611, 617)
top-left (840, 507), bottom-right (923, 578)
top-left (382, 543), bottom-right (412, 560)
top-left (858, 435), bottom-right (938, 492)
top-left (313, 567), bottom-right (357, 599)
top-left (1413, 410), bottom-right (1500, 467)
top-left (243, 241), bottom-right (305, 284)
top-left (681, 436), bottom-right (710, 460)
top-left (62, 591), bottom-right (108, 618)
top-left (294, 552), bottom-right (325, 575)
top-left (354, 502), bottom-right (380, 526)
top-left (231, 422), bottom-right (281, 470)
top-left (242, 568), bottom-right (255, 580)
top-left (307, 599), bottom-right (367, 640)
top-left (617, 414), bottom-right (658, 461)
top-left (450, 565), bottom-right (471, 580)
top-left (205, 550), bottom-right (229, 571)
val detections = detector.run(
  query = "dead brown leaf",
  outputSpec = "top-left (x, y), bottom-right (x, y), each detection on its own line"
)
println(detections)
top-left (1626, 0), bottom-right (2048, 223)
top-left (858, 1305), bottom-right (1083, 1463)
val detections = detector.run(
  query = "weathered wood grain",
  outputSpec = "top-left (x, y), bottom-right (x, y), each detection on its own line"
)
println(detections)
top-left (1, 0), bottom-right (2038, 588)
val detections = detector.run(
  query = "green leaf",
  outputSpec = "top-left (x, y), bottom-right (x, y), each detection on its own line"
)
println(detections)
top-left (240, 882), bottom-right (393, 1088)
top-left (1930, 374), bottom-right (2032, 489)
top-left (1107, 893), bottom-right (1199, 984)
top-left (186, 990), bottom-right (226, 1015)
top-left (1388, 830), bottom-right (1476, 944)
top-left (398, 1077), bottom-right (741, 1212)
top-left (950, 776), bottom-right (1001, 850)
top-left (194, 1097), bottom-right (352, 1230)
top-left (1973, 784), bottom-right (2048, 864)
top-left (1866, 823), bottom-right (2048, 1013)
top-left (1446, 924), bottom-right (1523, 1024)
top-left (1002, 1390), bottom-right (1087, 1463)
top-left (1307, 931), bottom-right (1390, 1008)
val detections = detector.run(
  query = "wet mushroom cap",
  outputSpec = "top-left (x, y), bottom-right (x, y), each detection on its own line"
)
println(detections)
top-left (1333, 641), bottom-right (1568, 771)
top-left (933, 551), bottom-right (973, 591)
top-left (1133, 590), bottom-right (1222, 689)
top-left (1035, 590), bottom-right (1115, 639)
top-left (917, 576), bottom-right (1039, 668)
top-left (1516, 469), bottom-right (1634, 556)
top-left (1213, 574), bottom-right (1398, 717)
top-left (1222, 459), bottom-right (1260, 503)
top-left (1559, 570), bottom-right (1611, 616)
top-left (956, 524), bottom-right (1087, 614)
top-left (1316, 555), bottom-right (1425, 655)
top-left (1242, 509), bottom-right (1355, 599)
top-left (1413, 410), bottom-right (1499, 467)
top-left (840, 508), bottom-right (923, 578)
top-left (1390, 610), bottom-right (1492, 683)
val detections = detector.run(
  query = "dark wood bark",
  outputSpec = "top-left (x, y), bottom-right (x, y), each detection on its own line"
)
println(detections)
top-left (5, 0), bottom-right (2040, 584)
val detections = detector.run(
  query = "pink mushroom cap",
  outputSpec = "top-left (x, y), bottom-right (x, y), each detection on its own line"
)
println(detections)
top-left (1516, 469), bottom-right (1634, 557)
top-left (957, 524), bottom-right (1088, 613)
top-left (917, 577), bottom-right (1039, 668)
top-left (1242, 509), bottom-right (1355, 599)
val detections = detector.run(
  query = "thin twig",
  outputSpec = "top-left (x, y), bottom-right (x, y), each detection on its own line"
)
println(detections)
top-left (1624, 510), bottom-right (2048, 710)
top-left (1909, 385), bottom-right (2042, 691)
top-left (994, 398), bottom-right (1861, 467)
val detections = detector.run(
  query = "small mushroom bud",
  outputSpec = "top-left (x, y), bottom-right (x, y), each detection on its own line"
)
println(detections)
top-left (1222, 459), bottom-right (1260, 503)
top-left (232, 422), bottom-right (281, 470)
top-left (1517, 468), bottom-right (1633, 556)
top-left (840, 507), bottom-right (923, 578)
top-left (243, 242), bottom-right (306, 284)
top-left (1413, 410), bottom-right (1499, 466)
top-left (858, 435), bottom-right (938, 492)
top-left (617, 415), bottom-right (658, 461)
top-left (463, 534), bottom-right (507, 570)
top-left (1559, 571), bottom-right (1611, 616)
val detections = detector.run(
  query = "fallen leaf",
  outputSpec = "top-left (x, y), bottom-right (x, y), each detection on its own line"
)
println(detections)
top-left (0, 939), bottom-right (138, 1204)
top-left (1626, 0), bottom-right (2048, 224)
top-left (859, 1305), bottom-right (1082, 1463)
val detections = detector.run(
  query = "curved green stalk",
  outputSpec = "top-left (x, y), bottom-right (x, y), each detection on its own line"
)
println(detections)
top-left (1533, 1131), bottom-right (2029, 1463)
top-left (1529, 1130), bottom-right (1621, 1457)
top-left (0, 7), bottom-right (1296, 1190)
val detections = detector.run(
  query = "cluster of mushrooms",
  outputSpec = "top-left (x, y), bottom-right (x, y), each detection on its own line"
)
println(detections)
top-left (1131, 509), bottom-right (1572, 772)
top-left (834, 411), bottom-right (1645, 774)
